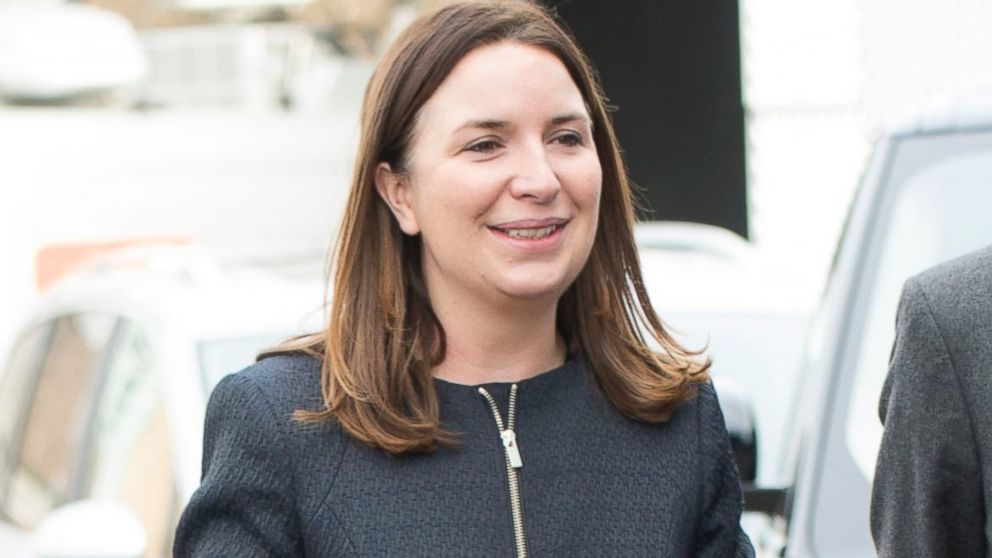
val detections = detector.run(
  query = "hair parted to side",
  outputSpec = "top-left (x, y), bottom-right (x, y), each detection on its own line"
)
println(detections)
top-left (264, 0), bottom-right (710, 454)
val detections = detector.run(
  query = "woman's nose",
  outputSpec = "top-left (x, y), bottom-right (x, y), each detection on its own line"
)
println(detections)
top-left (508, 143), bottom-right (561, 203)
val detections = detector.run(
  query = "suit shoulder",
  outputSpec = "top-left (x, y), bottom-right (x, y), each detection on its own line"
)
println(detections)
top-left (903, 244), bottom-right (992, 330)
top-left (911, 244), bottom-right (992, 300)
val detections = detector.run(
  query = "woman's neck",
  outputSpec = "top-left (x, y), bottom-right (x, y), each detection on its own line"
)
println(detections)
top-left (431, 296), bottom-right (565, 386)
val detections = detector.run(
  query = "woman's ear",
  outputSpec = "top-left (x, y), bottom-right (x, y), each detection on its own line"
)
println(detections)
top-left (374, 162), bottom-right (420, 235)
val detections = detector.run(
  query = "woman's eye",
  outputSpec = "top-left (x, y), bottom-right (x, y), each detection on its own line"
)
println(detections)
top-left (466, 139), bottom-right (502, 154)
top-left (552, 132), bottom-right (584, 147)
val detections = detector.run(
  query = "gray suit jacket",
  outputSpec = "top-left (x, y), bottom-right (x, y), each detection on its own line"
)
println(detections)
top-left (871, 244), bottom-right (992, 558)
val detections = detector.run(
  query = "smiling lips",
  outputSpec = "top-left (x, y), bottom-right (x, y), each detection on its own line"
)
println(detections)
top-left (488, 218), bottom-right (569, 242)
top-left (502, 224), bottom-right (557, 239)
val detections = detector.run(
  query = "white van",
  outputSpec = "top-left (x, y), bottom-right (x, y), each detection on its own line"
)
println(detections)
top-left (745, 99), bottom-right (992, 557)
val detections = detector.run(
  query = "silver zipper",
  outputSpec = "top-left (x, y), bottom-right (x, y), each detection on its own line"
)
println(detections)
top-left (478, 384), bottom-right (527, 558)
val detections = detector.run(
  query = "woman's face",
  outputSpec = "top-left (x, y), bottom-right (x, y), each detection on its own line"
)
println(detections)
top-left (378, 41), bottom-right (602, 309)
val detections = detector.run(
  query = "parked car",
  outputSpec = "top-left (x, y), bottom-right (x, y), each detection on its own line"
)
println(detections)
top-left (0, 246), bottom-right (322, 558)
top-left (745, 100), bottom-right (992, 556)
top-left (636, 221), bottom-right (815, 485)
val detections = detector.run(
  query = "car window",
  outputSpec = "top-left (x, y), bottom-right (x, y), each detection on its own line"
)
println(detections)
top-left (4, 314), bottom-right (117, 528)
top-left (0, 324), bottom-right (52, 503)
top-left (845, 149), bottom-right (992, 479)
top-left (80, 321), bottom-right (178, 558)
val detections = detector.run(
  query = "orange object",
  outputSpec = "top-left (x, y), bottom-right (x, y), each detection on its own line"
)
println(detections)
top-left (36, 237), bottom-right (188, 291)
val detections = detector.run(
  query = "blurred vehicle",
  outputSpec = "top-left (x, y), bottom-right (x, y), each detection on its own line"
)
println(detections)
top-left (746, 99), bottom-right (992, 556)
top-left (0, 246), bottom-right (322, 558)
top-left (0, 3), bottom-right (146, 103)
top-left (637, 221), bottom-right (816, 486)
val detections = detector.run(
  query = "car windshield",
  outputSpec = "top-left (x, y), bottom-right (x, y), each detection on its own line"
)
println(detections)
top-left (197, 333), bottom-right (289, 395)
top-left (845, 148), bottom-right (992, 480)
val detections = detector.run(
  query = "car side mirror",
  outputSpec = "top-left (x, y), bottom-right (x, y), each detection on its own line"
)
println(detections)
top-left (32, 499), bottom-right (146, 558)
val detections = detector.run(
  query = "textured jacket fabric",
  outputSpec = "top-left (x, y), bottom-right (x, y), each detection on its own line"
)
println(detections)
top-left (871, 244), bottom-right (992, 558)
top-left (174, 353), bottom-right (755, 557)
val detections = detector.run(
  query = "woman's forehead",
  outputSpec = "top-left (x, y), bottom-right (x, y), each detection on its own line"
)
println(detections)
top-left (415, 41), bottom-right (590, 133)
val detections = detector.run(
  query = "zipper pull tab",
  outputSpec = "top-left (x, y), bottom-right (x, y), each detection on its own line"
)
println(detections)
top-left (501, 429), bottom-right (523, 469)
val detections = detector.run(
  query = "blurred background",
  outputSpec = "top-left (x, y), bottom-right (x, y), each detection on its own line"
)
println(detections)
top-left (5, 0), bottom-right (992, 332)
top-left (1, 0), bottom-right (991, 556)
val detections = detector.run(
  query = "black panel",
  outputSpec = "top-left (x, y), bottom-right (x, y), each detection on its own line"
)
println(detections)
top-left (548, 0), bottom-right (748, 237)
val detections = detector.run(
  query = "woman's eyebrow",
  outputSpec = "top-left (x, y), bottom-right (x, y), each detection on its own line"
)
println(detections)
top-left (548, 113), bottom-right (589, 126)
top-left (455, 119), bottom-right (511, 133)
top-left (454, 113), bottom-right (589, 133)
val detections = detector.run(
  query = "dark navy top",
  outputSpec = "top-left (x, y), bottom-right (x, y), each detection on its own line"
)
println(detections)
top-left (174, 353), bottom-right (754, 557)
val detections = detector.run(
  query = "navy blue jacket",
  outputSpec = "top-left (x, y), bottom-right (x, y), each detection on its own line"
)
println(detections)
top-left (175, 354), bottom-right (754, 557)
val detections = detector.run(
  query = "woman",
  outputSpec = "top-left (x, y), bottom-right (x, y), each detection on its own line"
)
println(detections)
top-left (175, 2), bottom-right (754, 556)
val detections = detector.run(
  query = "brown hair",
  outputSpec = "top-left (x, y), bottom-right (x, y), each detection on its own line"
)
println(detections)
top-left (268, 0), bottom-right (709, 454)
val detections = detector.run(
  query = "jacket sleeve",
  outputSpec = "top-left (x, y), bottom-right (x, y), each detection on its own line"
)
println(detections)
top-left (870, 279), bottom-right (985, 557)
top-left (174, 371), bottom-right (303, 558)
top-left (692, 383), bottom-right (756, 558)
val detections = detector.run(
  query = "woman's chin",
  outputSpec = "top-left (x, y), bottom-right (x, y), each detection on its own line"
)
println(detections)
top-left (493, 276), bottom-right (570, 304)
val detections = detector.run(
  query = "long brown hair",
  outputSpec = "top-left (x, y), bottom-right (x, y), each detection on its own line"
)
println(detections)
top-left (268, 0), bottom-right (710, 454)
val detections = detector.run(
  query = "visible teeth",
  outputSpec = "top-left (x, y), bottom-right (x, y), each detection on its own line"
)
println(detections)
top-left (504, 225), bottom-right (556, 239)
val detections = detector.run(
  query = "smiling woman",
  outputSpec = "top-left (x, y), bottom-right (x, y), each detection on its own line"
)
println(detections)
top-left (174, 2), bottom-right (754, 557)
top-left (374, 41), bottom-right (602, 376)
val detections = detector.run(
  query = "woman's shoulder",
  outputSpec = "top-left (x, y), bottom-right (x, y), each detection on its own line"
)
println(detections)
top-left (206, 352), bottom-right (329, 434)
top-left (668, 380), bottom-right (740, 476)
top-left (652, 380), bottom-right (732, 456)
top-left (690, 381), bottom-right (733, 441)
top-left (180, 353), bottom-right (346, 554)
top-left (660, 380), bottom-right (720, 427)
top-left (240, 352), bottom-right (324, 402)
top-left (684, 381), bottom-right (731, 438)
top-left (689, 380), bottom-right (720, 415)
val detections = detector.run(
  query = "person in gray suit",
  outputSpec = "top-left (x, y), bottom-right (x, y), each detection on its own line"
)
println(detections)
top-left (871, 244), bottom-right (992, 557)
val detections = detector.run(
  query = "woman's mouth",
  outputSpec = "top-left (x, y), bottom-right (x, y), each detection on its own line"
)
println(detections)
top-left (495, 224), bottom-right (560, 240)
top-left (487, 219), bottom-right (569, 250)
